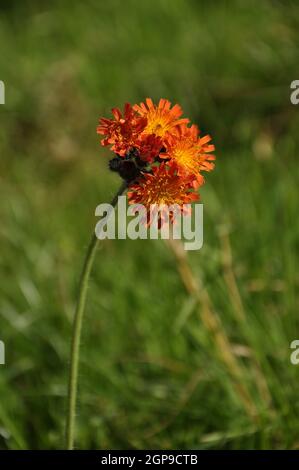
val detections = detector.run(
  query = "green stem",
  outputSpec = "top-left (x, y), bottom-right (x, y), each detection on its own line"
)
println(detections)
top-left (65, 182), bottom-right (126, 450)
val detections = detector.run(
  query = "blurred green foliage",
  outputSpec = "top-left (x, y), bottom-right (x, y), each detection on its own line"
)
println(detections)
top-left (0, 0), bottom-right (299, 449)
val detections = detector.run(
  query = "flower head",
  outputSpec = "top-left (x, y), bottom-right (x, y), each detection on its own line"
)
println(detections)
top-left (133, 98), bottom-right (189, 139)
top-left (137, 133), bottom-right (163, 162)
top-left (97, 103), bottom-right (147, 156)
top-left (162, 124), bottom-right (215, 183)
top-left (127, 162), bottom-right (199, 226)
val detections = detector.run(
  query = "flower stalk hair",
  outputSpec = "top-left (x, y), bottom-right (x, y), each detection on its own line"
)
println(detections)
top-left (66, 98), bottom-right (215, 449)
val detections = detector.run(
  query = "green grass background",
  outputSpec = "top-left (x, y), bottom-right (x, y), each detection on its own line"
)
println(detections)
top-left (0, 0), bottom-right (299, 449)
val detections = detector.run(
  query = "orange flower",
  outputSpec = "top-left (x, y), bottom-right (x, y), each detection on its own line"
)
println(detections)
top-left (127, 162), bottom-right (199, 226)
top-left (133, 98), bottom-right (189, 139)
top-left (97, 103), bottom-right (147, 156)
top-left (162, 124), bottom-right (215, 183)
top-left (136, 133), bottom-right (163, 162)
top-left (98, 99), bottom-right (216, 209)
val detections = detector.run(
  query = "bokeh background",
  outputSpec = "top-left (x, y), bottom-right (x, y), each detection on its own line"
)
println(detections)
top-left (1, 0), bottom-right (299, 450)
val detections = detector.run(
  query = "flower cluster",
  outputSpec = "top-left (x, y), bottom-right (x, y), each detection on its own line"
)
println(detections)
top-left (97, 98), bottom-right (215, 224)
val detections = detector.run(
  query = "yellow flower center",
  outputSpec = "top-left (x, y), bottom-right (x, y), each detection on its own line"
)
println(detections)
top-left (171, 143), bottom-right (198, 173)
top-left (143, 176), bottom-right (186, 207)
top-left (144, 112), bottom-right (172, 137)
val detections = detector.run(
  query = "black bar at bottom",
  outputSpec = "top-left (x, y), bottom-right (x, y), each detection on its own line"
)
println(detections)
top-left (0, 450), bottom-right (298, 466)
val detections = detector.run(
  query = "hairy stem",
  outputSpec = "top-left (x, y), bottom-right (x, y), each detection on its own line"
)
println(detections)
top-left (65, 182), bottom-right (126, 450)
